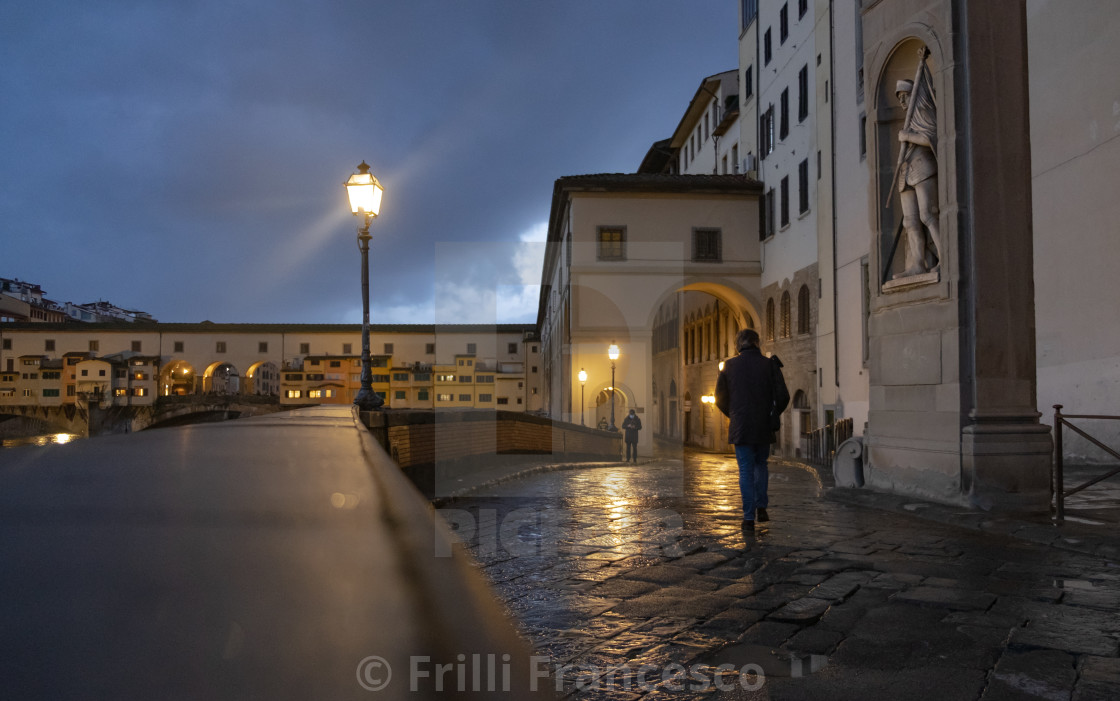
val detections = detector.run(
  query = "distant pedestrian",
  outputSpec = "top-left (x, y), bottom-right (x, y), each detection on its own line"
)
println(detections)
top-left (715, 329), bottom-right (790, 528)
top-left (621, 409), bottom-right (642, 462)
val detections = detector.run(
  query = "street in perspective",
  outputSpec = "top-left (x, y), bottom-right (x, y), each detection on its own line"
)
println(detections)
top-left (441, 451), bottom-right (1120, 700)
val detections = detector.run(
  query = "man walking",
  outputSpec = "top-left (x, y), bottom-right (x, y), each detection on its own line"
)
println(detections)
top-left (621, 409), bottom-right (642, 463)
top-left (715, 329), bottom-right (790, 528)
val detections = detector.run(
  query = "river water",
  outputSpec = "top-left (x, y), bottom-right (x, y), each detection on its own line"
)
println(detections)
top-left (0, 433), bottom-right (81, 449)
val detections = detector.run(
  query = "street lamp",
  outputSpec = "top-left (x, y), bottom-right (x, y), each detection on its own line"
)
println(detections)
top-left (578, 368), bottom-right (587, 425)
top-left (608, 341), bottom-right (620, 431)
top-left (345, 161), bottom-right (385, 411)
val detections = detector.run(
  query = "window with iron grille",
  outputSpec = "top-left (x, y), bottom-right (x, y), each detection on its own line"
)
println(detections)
top-left (765, 298), bottom-right (776, 341)
top-left (692, 229), bottom-right (722, 262)
top-left (597, 227), bottom-right (626, 261)
top-left (780, 291), bottom-right (791, 338)
top-left (798, 285), bottom-right (811, 335)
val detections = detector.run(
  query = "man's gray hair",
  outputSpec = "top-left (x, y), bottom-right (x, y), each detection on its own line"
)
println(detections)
top-left (737, 328), bottom-right (760, 351)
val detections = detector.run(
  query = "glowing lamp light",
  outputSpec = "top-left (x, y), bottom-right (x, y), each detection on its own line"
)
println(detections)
top-left (578, 369), bottom-right (587, 383)
top-left (345, 161), bottom-right (384, 216)
top-left (701, 394), bottom-right (715, 404)
top-left (718, 360), bottom-right (726, 371)
top-left (608, 342), bottom-right (620, 361)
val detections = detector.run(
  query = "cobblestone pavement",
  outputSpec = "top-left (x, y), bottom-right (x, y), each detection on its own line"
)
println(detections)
top-left (440, 452), bottom-right (1120, 700)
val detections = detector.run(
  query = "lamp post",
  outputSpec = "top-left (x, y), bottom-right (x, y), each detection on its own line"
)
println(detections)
top-left (608, 341), bottom-right (620, 431)
top-left (578, 368), bottom-right (587, 425)
top-left (345, 161), bottom-right (385, 411)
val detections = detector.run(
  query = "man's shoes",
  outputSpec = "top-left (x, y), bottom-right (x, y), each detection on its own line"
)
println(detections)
top-left (756, 508), bottom-right (769, 523)
top-left (741, 519), bottom-right (754, 529)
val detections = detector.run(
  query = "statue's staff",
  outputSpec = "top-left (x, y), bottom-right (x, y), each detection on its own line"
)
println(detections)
top-left (882, 47), bottom-right (933, 283)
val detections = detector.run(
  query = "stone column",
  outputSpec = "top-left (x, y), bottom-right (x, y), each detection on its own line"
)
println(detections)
top-left (955, 1), bottom-right (1051, 510)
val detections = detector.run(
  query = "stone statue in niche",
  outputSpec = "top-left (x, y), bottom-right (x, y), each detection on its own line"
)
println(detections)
top-left (889, 48), bottom-right (942, 279)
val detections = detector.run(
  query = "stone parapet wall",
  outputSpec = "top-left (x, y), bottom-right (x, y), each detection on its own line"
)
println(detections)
top-left (364, 409), bottom-right (621, 468)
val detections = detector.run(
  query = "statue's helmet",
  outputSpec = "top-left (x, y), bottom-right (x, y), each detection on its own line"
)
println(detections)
top-left (896, 79), bottom-right (914, 96)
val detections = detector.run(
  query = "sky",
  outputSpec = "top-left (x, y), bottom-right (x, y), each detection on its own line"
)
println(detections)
top-left (0, 1), bottom-right (738, 324)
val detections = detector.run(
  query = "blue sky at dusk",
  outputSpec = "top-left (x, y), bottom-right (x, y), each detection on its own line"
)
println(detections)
top-left (1, 1), bottom-right (738, 324)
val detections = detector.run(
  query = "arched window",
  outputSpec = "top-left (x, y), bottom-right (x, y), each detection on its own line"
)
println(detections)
top-left (780, 291), bottom-right (791, 339)
top-left (798, 285), bottom-right (811, 335)
top-left (765, 298), bottom-right (775, 341)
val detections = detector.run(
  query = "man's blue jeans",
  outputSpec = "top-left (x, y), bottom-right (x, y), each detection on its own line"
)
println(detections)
top-left (734, 443), bottom-right (770, 519)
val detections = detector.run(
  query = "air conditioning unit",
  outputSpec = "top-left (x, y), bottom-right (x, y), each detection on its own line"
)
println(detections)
top-left (741, 154), bottom-right (756, 173)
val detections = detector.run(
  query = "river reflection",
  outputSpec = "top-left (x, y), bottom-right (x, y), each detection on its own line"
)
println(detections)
top-left (1, 433), bottom-right (80, 449)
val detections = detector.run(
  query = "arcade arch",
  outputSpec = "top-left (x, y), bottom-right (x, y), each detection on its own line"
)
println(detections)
top-left (202, 362), bottom-right (241, 395)
top-left (160, 360), bottom-right (197, 396)
top-left (245, 361), bottom-right (280, 396)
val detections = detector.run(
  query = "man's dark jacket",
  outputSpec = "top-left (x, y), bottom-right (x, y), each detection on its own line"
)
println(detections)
top-left (715, 347), bottom-right (791, 445)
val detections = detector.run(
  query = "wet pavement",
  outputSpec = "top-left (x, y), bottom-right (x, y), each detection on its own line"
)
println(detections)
top-left (440, 452), bottom-right (1120, 700)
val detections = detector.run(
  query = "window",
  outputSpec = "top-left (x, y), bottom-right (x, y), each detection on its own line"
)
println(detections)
top-left (497, 397), bottom-right (509, 405)
top-left (43, 388), bottom-right (60, 397)
top-left (42, 371), bottom-right (60, 379)
top-left (371, 374), bottom-right (390, 383)
top-left (299, 343), bottom-right (310, 355)
top-left (392, 372), bottom-right (409, 382)
top-left (285, 373), bottom-right (302, 381)
top-left (330, 360), bottom-right (342, 368)
top-left (81, 369), bottom-right (88, 377)
top-left (476, 375), bottom-right (494, 383)
top-left (114, 388), bottom-right (127, 397)
top-left (780, 4), bottom-right (789, 43)
top-left (257, 342), bottom-right (268, 353)
top-left (761, 188), bottom-right (775, 240)
top-left (414, 373), bottom-right (431, 382)
top-left (383, 343), bottom-right (394, 354)
top-left (732, 144), bottom-right (739, 173)
top-left (324, 389), bottom-right (335, 398)
top-left (216, 341), bottom-right (227, 353)
top-left (89, 340), bottom-right (99, 352)
top-left (98, 369), bottom-right (106, 377)
top-left (371, 357), bottom-right (387, 368)
top-left (425, 343), bottom-right (435, 355)
top-left (417, 389), bottom-right (430, 401)
top-left (1, 339), bottom-right (9, 350)
top-left (780, 88), bottom-right (789, 139)
top-left (479, 394), bottom-right (492, 402)
top-left (394, 390), bottom-right (406, 400)
top-left (766, 298), bottom-right (776, 341)
top-left (780, 291), bottom-right (792, 338)
top-left (692, 229), bottom-right (722, 262)
top-left (798, 285), bottom-right (811, 335)
top-left (741, 0), bottom-right (758, 28)
top-left (67, 386), bottom-right (75, 397)
top-left (459, 376), bottom-right (473, 383)
top-left (342, 343), bottom-right (352, 354)
top-left (760, 106), bottom-right (774, 158)
top-left (133, 387), bottom-right (147, 397)
top-left (798, 65), bottom-right (809, 122)
top-left (466, 343), bottom-right (476, 354)
top-left (531, 366), bottom-right (538, 374)
top-left (531, 345), bottom-right (537, 353)
top-left (22, 389), bottom-right (33, 398)
top-left (764, 28), bottom-right (772, 65)
top-left (45, 340), bottom-right (55, 352)
top-left (286, 390), bottom-right (302, 399)
top-left (174, 341), bottom-right (184, 353)
top-left (780, 176), bottom-right (790, 228)
top-left (507, 343), bottom-right (518, 354)
top-left (798, 0), bottom-right (807, 19)
top-left (131, 341), bottom-right (142, 352)
top-left (597, 227), bottom-right (625, 261)
top-left (799, 159), bottom-right (810, 215)
top-left (437, 374), bottom-right (455, 382)
top-left (859, 114), bottom-right (867, 159)
top-left (744, 65), bottom-right (753, 100)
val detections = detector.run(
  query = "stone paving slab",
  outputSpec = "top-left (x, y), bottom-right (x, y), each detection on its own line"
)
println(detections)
top-left (442, 453), bottom-right (1120, 699)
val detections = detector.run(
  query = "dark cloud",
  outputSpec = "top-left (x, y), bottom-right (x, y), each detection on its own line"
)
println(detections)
top-left (0, 0), bottom-right (737, 322)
